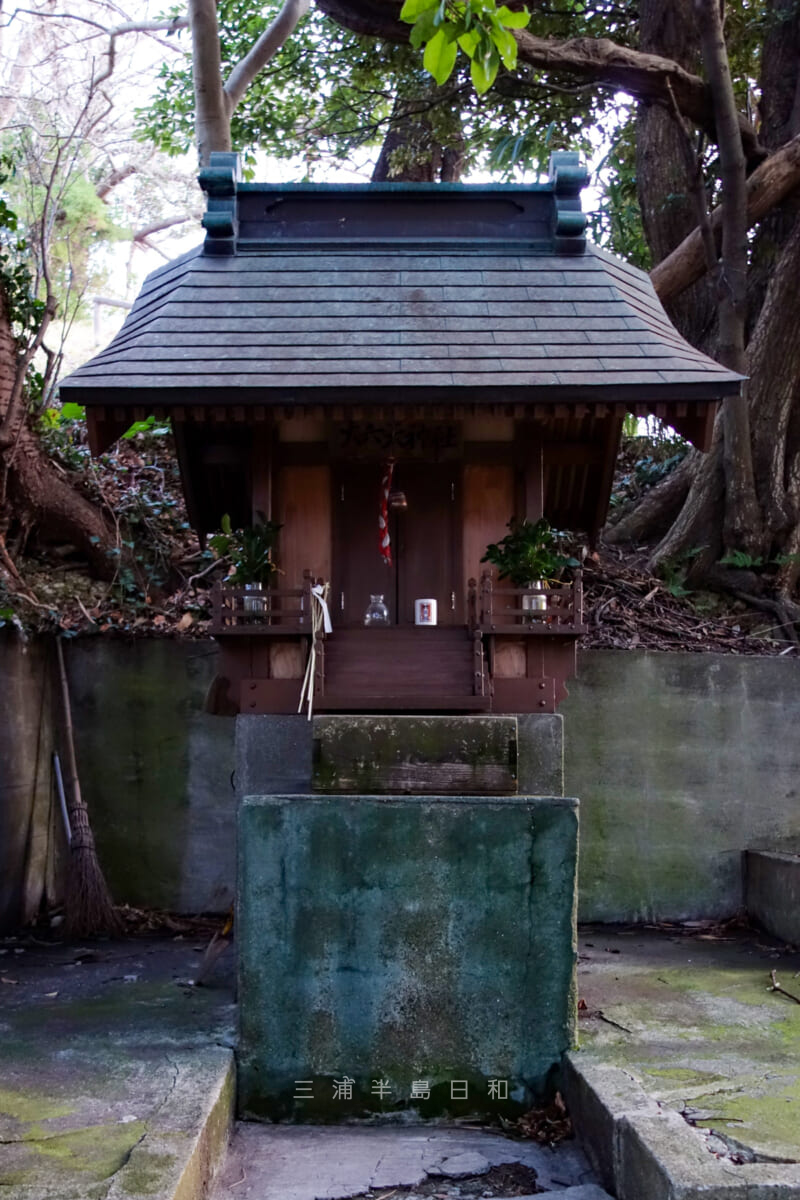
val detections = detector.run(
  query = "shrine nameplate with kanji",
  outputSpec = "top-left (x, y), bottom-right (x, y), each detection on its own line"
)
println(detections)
top-left (330, 422), bottom-right (461, 461)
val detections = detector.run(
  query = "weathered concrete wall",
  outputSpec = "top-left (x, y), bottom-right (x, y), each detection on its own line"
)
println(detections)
top-left (0, 634), bottom-right (63, 932)
top-left (238, 793), bottom-right (578, 1119)
top-left (2, 640), bottom-right (799, 926)
top-left (64, 639), bottom-right (235, 913)
top-left (562, 651), bottom-right (800, 922)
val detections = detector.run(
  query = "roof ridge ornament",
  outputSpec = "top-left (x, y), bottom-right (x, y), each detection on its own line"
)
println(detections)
top-left (548, 151), bottom-right (589, 255)
top-left (199, 151), bottom-right (242, 256)
top-left (195, 150), bottom-right (590, 254)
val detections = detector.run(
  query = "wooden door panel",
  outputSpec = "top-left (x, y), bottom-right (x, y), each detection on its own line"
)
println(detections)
top-left (395, 463), bottom-right (461, 626)
top-left (333, 461), bottom-right (461, 627)
top-left (462, 463), bottom-right (514, 596)
top-left (275, 464), bottom-right (331, 588)
top-left (333, 465), bottom-right (396, 626)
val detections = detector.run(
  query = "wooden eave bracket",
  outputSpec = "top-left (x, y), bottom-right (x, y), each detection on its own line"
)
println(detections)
top-left (199, 151), bottom-right (241, 256)
top-left (628, 400), bottom-right (719, 451)
top-left (85, 409), bottom-right (133, 456)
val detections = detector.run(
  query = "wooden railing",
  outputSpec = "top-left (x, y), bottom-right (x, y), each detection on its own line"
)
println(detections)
top-left (210, 572), bottom-right (316, 635)
top-left (468, 571), bottom-right (585, 635)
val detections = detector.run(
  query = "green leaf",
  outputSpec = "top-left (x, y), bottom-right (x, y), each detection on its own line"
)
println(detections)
top-left (399, 0), bottom-right (438, 22)
top-left (423, 28), bottom-right (458, 84)
top-left (491, 25), bottom-right (518, 68)
top-left (59, 402), bottom-right (85, 420)
top-left (496, 5), bottom-right (530, 27)
top-left (719, 549), bottom-right (764, 569)
top-left (458, 27), bottom-right (481, 52)
top-left (470, 47), bottom-right (499, 92)
top-left (409, 7), bottom-right (439, 48)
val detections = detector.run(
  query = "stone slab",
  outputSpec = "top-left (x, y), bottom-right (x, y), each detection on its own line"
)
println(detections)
top-left (0, 936), bottom-right (236, 1200)
top-left (237, 793), bottom-right (578, 1119)
top-left (746, 850), bottom-right (800, 945)
top-left (564, 926), bottom-right (800, 1199)
top-left (535, 1188), bottom-right (615, 1200)
top-left (210, 1125), bottom-right (599, 1199)
top-left (234, 714), bottom-right (313, 795)
top-left (565, 1055), bottom-right (800, 1200)
top-left (516, 713), bottom-right (564, 796)
top-left (312, 715), bottom-right (518, 794)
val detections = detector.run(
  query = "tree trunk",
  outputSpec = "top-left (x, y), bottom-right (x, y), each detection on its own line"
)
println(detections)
top-left (641, 0), bottom-right (800, 608)
top-left (649, 416), bottom-right (726, 577)
top-left (6, 428), bottom-right (120, 577)
top-left (605, 449), bottom-right (697, 544)
top-left (651, 133), bottom-right (800, 305)
top-left (0, 285), bottom-right (118, 581)
top-left (747, 215), bottom-right (800, 536)
top-left (695, 0), bottom-right (761, 555)
top-left (651, 173), bottom-right (800, 582)
top-left (188, 0), bottom-right (232, 166)
top-left (371, 93), bottom-right (464, 183)
top-left (635, 0), bottom-right (717, 348)
top-left (744, 0), bottom-right (800, 342)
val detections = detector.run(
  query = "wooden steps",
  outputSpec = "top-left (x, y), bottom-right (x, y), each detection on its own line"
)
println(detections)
top-left (318, 626), bottom-right (489, 712)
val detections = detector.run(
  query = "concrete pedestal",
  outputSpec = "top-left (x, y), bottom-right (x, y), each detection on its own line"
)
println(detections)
top-left (237, 792), bottom-right (578, 1120)
top-left (745, 849), bottom-right (800, 944)
top-left (235, 713), bottom-right (565, 799)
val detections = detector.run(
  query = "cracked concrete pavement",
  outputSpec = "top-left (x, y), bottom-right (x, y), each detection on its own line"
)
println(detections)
top-left (0, 934), bottom-right (236, 1199)
top-left (4, 925), bottom-right (800, 1200)
top-left (574, 924), bottom-right (800, 1165)
top-left (210, 1125), bottom-right (606, 1199)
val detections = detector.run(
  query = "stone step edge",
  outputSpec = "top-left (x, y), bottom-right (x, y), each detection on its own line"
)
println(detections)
top-left (106, 1049), bottom-right (235, 1200)
top-left (563, 1052), bottom-right (800, 1200)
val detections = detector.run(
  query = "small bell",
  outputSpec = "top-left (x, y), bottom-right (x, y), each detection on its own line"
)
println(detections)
top-left (388, 489), bottom-right (408, 511)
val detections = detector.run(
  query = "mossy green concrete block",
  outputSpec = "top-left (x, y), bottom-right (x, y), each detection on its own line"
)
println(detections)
top-left (745, 850), bottom-right (800, 945)
top-left (517, 714), bottom-right (564, 796)
top-left (238, 793), bottom-right (578, 1121)
top-left (312, 716), bottom-right (518, 794)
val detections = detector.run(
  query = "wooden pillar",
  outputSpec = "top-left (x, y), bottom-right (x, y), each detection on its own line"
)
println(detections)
top-left (251, 422), bottom-right (274, 523)
top-left (515, 422), bottom-right (544, 521)
top-left (591, 413), bottom-right (625, 542)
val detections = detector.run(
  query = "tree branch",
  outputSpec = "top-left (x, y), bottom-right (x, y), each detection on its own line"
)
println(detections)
top-left (188, 0), bottom-right (231, 165)
top-left (132, 216), bottom-right (194, 242)
top-left (651, 132), bottom-right (800, 301)
top-left (96, 164), bottom-right (138, 201)
top-left (7, 11), bottom-right (188, 38)
top-left (314, 0), bottom-right (764, 164)
top-left (224, 0), bottom-right (311, 114)
top-left (665, 80), bottom-right (718, 276)
top-left (514, 29), bottom-right (762, 166)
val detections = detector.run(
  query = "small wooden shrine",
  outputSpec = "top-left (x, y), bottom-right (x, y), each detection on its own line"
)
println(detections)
top-left (62, 152), bottom-right (741, 716)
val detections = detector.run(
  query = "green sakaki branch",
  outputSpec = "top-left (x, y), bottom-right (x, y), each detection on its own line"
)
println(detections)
top-left (399, 0), bottom-right (530, 93)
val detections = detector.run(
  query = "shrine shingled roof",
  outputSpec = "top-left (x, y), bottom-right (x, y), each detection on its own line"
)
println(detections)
top-left (61, 152), bottom-right (742, 411)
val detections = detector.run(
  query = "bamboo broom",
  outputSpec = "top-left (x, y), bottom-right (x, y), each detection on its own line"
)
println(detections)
top-left (55, 637), bottom-right (120, 938)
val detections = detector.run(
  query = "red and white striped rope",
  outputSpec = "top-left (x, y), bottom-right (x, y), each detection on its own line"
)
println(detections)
top-left (379, 457), bottom-right (394, 567)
